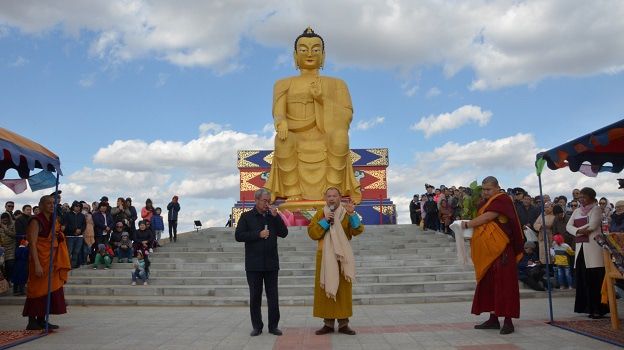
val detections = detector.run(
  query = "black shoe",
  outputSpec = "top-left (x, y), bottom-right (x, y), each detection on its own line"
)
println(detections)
top-left (250, 329), bottom-right (262, 336)
top-left (500, 324), bottom-right (514, 335)
top-left (315, 326), bottom-right (334, 335)
top-left (26, 321), bottom-right (42, 330)
top-left (474, 320), bottom-right (501, 330)
top-left (338, 326), bottom-right (356, 335)
top-left (269, 328), bottom-right (283, 336)
top-left (38, 320), bottom-right (60, 329)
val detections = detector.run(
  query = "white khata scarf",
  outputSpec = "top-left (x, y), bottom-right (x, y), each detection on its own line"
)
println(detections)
top-left (320, 203), bottom-right (356, 300)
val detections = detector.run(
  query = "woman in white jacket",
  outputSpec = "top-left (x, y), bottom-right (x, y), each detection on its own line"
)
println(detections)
top-left (566, 187), bottom-right (609, 319)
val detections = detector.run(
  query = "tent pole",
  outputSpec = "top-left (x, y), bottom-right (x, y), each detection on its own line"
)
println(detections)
top-left (44, 173), bottom-right (60, 334)
top-left (538, 173), bottom-right (554, 323)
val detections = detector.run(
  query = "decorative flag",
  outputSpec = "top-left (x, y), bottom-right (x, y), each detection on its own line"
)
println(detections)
top-left (28, 170), bottom-right (58, 191)
top-left (579, 164), bottom-right (599, 177)
top-left (0, 179), bottom-right (28, 194)
top-left (535, 158), bottom-right (546, 176)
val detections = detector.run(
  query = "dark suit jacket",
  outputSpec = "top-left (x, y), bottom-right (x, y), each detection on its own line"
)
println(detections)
top-left (92, 211), bottom-right (113, 237)
top-left (235, 207), bottom-right (288, 271)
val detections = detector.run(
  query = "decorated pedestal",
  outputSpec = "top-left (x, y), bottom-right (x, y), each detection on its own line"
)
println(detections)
top-left (232, 148), bottom-right (396, 227)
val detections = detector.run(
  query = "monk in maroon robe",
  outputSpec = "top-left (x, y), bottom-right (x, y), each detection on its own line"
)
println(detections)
top-left (463, 176), bottom-right (524, 334)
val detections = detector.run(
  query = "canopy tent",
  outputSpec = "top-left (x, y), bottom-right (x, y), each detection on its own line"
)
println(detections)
top-left (0, 127), bottom-right (62, 345)
top-left (535, 118), bottom-right (624, 345)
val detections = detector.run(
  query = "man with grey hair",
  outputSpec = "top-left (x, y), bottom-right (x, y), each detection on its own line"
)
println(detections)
top-left (235, 188), bottom-right (288, 337)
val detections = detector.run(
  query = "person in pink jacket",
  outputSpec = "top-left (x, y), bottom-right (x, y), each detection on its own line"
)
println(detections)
top-left (141, 198), bottom-right (155, 223)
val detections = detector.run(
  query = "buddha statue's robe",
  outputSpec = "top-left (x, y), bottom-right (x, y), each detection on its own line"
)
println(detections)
top-left (265, 76), bottom-right (362, 203)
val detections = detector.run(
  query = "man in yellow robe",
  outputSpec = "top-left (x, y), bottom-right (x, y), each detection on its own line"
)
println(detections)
top-left (307, 187), bottom-right (364, 335)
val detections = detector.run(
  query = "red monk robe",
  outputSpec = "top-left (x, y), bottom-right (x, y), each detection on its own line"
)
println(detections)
top-left (22, 212), bottom-right (70, 319)
top-left (470, 193), bottom-right (524, 318)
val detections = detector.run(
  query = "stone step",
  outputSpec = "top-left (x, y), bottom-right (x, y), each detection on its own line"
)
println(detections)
top-left (152, 246), bottom-right (458, 255)
top-left (99, 258), bottom-right (462, 271)
top-left (69, 264), bottom-right (473, 277)
top-left (139, 253), bottom-right (459, 264)
top-left (61, 280), bottom-right (478, 297)
top-left (0, 289), bottom-right (575, 307)
top-left (154, 241), bottom-right (457, 251)
top-left (66, 271), bottom-right (476, 286)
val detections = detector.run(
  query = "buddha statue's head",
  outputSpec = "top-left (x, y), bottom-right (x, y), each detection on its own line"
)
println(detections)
top-left (293, 27), bottom-right (325, 70)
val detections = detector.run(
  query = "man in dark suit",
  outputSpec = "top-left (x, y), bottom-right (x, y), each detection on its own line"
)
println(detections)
top-left (235, 188), bottom-right (288, 337)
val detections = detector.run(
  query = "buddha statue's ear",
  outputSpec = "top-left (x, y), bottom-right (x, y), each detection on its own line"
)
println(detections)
top-left (293, 51), bottom-right (299, 70)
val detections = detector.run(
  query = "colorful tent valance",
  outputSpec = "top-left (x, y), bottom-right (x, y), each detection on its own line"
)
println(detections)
top-left (0, 127), bottom-right (62, 179)
top-left (535, 119), bottom-right (624, 176)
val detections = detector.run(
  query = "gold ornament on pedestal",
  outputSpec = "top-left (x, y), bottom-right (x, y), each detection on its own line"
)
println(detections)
top-left (265, 27), bottom-right (362, 209)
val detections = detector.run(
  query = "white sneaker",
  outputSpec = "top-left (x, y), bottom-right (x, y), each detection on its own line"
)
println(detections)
top-left (93, 267), bottom-right (97, 270)
top-left (143, 282), bottom-right (148, 286)
top-left (149, 248), bottom-right (153, 253)
top-left (131, 282), bottom-right (136, 286)
top-left (104, 267), bottom-right (109, 270)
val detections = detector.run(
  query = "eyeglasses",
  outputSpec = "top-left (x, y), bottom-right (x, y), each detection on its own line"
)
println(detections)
top-left (599, 202), bottom-right (607, 206)
top-left (6, 205), bottom-right (14, 208)
top-left (571, 204), bottom-right (578, 207)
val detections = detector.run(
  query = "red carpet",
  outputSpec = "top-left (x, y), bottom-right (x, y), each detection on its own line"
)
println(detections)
top-left (552, 318), bottom-right (624, 347)
top-left (0, 330), bottom-right (43, 349)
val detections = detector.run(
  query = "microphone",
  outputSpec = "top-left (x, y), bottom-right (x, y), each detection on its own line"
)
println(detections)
top-left (329, 205), bottom-right (335, 225)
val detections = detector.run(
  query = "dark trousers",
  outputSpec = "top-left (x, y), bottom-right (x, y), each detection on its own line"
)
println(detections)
top-left (168, 220), bottom-right (177, 242)
top-left (574, 247), bottom-right (609, 315)
top-left (246, 270), bottom-right (280, 331)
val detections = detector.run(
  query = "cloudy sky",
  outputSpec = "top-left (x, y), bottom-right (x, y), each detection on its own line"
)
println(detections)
top-left (1, 0), bottom-right (623, 229)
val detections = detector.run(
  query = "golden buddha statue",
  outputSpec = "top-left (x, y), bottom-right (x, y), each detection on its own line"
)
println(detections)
top-left (265, 27), bottom-right (362, 204)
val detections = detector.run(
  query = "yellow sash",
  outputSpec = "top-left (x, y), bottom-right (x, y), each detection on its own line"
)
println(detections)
top-left (471, 193), bottom-right (510, 283)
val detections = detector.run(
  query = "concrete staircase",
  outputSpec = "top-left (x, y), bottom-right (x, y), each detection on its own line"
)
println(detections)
top-left (0, 225), bottom-right (572, 306)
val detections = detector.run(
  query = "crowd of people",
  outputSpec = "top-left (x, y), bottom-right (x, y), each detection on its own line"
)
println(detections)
top-left (411, 182), bottom-right (624, 321)
top-left (0, 192), bottom-right (182, 295)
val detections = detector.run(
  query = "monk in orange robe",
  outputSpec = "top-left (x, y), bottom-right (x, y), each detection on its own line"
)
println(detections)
top-left (463, 176), bottom-right (524, 334)
top-left (22, 195), bottom-right (70, 330)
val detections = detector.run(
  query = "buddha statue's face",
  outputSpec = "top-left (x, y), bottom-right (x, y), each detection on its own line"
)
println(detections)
top-left (294, 36), bottom-right (324, 70)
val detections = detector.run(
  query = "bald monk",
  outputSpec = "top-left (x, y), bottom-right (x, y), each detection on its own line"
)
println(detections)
top-left (462, 176), bottom-right (524, 334)
top-left (22, 195), bottom-right (70, 330)
top-left (308, 187), bottom-right (364, 335)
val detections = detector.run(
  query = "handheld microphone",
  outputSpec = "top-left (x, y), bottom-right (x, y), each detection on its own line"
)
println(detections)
top-left (329, 205), bottom-right (335, 225)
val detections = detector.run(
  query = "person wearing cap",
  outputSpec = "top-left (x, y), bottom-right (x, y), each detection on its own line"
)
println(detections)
top-left (93, 243), bottom-right (113, 270)
top-left (517, 241), bottom-right (545, 291)
top-left (63, 201), bottom-right (86, 269)
top-left (167, 196), bottom-right (181, 243)
top-left (113, 226), bottom-right (133, 263)
top-left (550, 234), bottom-right (574, 289)
top-left (409, 195), bottom-right (421, 225)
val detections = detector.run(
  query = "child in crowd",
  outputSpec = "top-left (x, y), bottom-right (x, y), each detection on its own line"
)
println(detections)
top-left (550, 234), bottom-right (575, 289)
top-left (12, 239), bottom-right (29, 296)
top-left (116, 232), bottom-right (134, 263)
top-left (150, 207), bottom-right (165, 248)
top-left (131, 250), bottom-right (150, 286)
top-left (93, 243), bottom-right (113, 270)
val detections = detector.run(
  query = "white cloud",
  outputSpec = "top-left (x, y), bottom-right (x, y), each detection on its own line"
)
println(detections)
top-left (262, 123), bottom-right (275, 134)
top-left (93, 123), bottom-right (273, 173)
top-left (169, 174), bottom-right (240, 199)
top-left (2, 1), bottom-right (622, 87)
top-left (426, 87), bottom-right (440, 98)
top-left (356, 116), bottom-right (385, 131)
top-left (78, 73), bottom-right (96, 87)
top-left (403, 85), bottom-right (418, 97)
top-left (388, 133), bottom-right (538, 223)
top-left (9, 56), bottom-right (27, 67)
top-left (520, 168), bottom-right (624, 201)
top-left (411, 105), bottom-right (492, 137)
top-left (155, 72), bottom-right (169, 87)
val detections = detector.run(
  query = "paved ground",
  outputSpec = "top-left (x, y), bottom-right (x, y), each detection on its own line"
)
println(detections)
top-left (0, 297), bottom-right (619, 349)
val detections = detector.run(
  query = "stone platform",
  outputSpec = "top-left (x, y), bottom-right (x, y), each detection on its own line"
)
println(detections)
top-left (1, 298), bottom-right (620, 349)
top-left (0, 225), bottom-right (573, 307)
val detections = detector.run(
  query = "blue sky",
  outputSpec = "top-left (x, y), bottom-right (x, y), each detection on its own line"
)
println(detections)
top-left (1, 1), bottom-right (623, 227)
